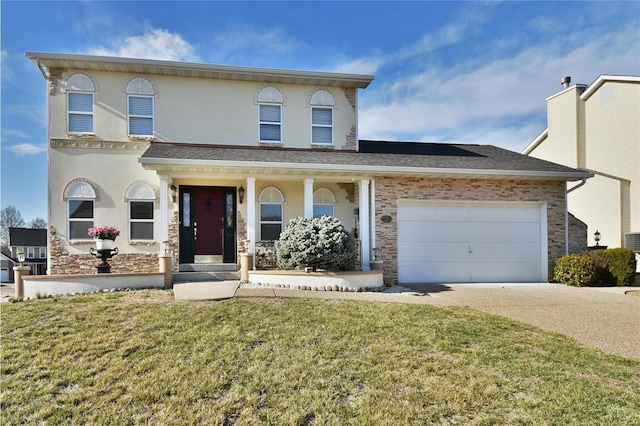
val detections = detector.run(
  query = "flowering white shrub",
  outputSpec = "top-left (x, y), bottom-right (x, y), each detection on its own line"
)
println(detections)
top-left (275, 216), bottom-right (356, 271)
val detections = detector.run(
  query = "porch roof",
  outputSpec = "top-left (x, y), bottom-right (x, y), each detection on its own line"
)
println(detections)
top-left (139, 140), bottom-right (592, 181)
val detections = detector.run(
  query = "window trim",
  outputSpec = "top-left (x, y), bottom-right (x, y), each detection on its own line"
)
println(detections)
top-left (67, 91), bottom-right (94, 135)
top-left (310, 106), bottom-right (334, 146)
top-left (127, 94), bottom-right (155, 137)
top-left (129, 200), bottom-right (155, 241)
top-left (27, 247), bottom-right (35, 258)
top-left (67, 198), bottom-right (95, 241)
top-left (39, 247), bottom-right (47, 258)
top-left (258, 186), bottom-right (285, 241)
top-left (258, 103), bottom-right (283, 143)
top-left (259, 202), bottom-right (283, 241)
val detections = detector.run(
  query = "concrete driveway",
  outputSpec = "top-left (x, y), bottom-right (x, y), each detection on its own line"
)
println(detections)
top-left (404, 283), bottom-right (640, 360)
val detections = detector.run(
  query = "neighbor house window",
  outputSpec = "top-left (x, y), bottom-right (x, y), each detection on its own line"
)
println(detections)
top-left (64, 180), bottom-right (97, 240)
top-left (39, 247), bottom-right (47, 258)
top-left (309, 90), bottom-right (335, 145)
top-left (125, 182), bottom-right (156, 241)
top-left (259, 186), bottom-right (284, 241)
top-left (125, 77), bottom-right (156, 137)
top-left (257, 86), bottom-right (285, 143)
top-left (27, 247), bottom-right (34, 258)
top-left (313, 187), bottom-right (336, 218)
top-left (66, 73), bottom-right (96, 134)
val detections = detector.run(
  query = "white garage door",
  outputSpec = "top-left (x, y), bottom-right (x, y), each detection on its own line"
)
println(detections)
top-left (398, 202), bottom-right (546, 283)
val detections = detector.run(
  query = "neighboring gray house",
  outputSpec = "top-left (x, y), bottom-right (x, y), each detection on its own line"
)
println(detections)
top-left (9, 228), bottom-right (48, 278)
top-left (28, 51), bottom-right (591, 284)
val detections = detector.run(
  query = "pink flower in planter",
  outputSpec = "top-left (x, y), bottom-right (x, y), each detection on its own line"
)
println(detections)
top-left (88, 226), bottom-right (120, 240)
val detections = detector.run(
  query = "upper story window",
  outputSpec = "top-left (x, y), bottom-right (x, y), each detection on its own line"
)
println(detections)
top-left (259, 186), bottom-right (285, 241)
top-left (257, 86), bottom-right (285, 143)
top-left (125, 181), bottom-right (157, 241)
top-left (313, 188), bottom-right (336, 218)
top-left (65, 73), bottom-right (96, 134)
top-left (125, 77), bottom-right (156, 137)
top-left (309, 90), bottom-right (335, 146)
top-left (64, 179), bottom-right (97, 241)
top-left (39, 247), bottom-right (47, 258)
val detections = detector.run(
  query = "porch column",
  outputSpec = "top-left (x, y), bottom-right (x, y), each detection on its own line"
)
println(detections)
top-left (159, 175), bottom-right (170, 243)
top-left (370, 179), bottom-right (376, 254)
top-left (246, 177), bottom-right (256, 262)
top-left (304, 178), bottom-right (314, 219)
top-left (359, 179), bottom-right (371, 271)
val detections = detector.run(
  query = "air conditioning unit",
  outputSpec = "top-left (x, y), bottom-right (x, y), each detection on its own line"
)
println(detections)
top-left (624, 233), bottom-right (640, 252)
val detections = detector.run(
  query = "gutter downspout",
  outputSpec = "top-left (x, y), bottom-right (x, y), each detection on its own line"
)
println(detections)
top-left (36, 57), bottom-right (49, 80)
top-left (565, 177), bottom-right (588, 254)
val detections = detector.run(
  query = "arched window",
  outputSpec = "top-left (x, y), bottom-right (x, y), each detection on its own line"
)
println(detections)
top-left (66, 73), bottom-right (96, 134)
top-left (125, 182), bottom-right (157, 241)
top-left (125, 77), bottom-right (156, 137)
top-left (309, 90), bottom-right (335, 145)
top-left (257, 86), bottom-right (284, 143)
top-left (64, 179), bottom-right (97, 240)
top-left (313, 188), bottom-right (336, 218)
top-left (258, 186), bottom-right (285, 240)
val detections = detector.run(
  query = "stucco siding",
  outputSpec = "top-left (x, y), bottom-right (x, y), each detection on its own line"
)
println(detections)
top-left (49, 70), bottom-right (358, 150)
top-left (49, 146), bottom-right (161, 255)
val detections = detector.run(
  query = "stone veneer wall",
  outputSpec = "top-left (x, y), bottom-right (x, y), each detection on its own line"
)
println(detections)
top-left (49, 227), bottom-right (159, 275)
top-left (374, 177), bottom-right (568, 285)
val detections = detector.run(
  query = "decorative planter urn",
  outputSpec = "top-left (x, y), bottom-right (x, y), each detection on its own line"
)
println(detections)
top-left (95, 238), bottom-right (115, 250)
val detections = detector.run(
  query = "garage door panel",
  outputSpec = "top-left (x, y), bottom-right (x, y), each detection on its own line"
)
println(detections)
top-left (398, 203), bottom-right (544, 283)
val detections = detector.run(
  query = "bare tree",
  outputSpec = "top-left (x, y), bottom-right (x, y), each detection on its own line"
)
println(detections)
top-left (29, 217), bottom-right (48, 229)
top-left (1, 206), bottom-right (26, 251)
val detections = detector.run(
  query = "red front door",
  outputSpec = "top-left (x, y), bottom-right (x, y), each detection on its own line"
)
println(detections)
top-left (194, 187), bottom-right (224, 260)
top-left (179, 186), bottom-right (237, 264)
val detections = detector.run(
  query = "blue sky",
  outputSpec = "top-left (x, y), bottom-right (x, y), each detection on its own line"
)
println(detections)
top-left (2, 1), bottom-right (639, 223)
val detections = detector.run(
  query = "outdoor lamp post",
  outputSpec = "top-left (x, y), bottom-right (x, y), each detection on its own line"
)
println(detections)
top-left (594, 230), bottom-right (601, 247)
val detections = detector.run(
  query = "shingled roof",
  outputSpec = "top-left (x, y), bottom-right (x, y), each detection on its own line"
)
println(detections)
top-left (9, 228), bottom-right (47, 247)
top-left (139, 140), bottom-right (591, 181)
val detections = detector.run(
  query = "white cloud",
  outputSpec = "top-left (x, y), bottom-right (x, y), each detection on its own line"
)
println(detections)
top-left (3, 129), bottom-right (31, 139)
top-left (359, 20), bottom-right (640, 152)
top-left (332, 55), bottom-right (383, 75)
top-left (6, 143), bottom-right (47, 156)
top-left (209, 24), bottom-right (301, 63)
top-left (87, 28), bottom-right (199, 62)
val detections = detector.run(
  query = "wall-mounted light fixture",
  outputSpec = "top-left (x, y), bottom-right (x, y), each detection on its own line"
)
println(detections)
top-left (17, 251), bottom-right (25, 267)
top-left (170, 184), bottom-right (177, 202)
top-left (594, 230), bottom-right (601, 246)
top-left (238, 185), bottom-right (245, 204)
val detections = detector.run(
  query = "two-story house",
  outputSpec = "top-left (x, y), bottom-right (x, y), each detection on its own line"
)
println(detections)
top-left (7, 228), bottom-right (48, 281)
top-left (523, 75), bottom-right (639, 255)
top-left (27, 52), bottom-right (591, 284)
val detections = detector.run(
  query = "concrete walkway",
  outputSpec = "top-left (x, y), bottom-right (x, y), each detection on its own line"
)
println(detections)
top-left (177, 281), bottom-right (640, 360)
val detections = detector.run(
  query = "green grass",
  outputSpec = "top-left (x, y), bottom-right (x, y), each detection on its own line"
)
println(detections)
top-left (2, 290), bottom-right (639, 425)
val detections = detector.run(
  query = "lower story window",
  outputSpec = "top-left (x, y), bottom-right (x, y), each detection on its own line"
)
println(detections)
top-left (68, 199), bottom-right (94, 240)
top-left (260, 203), bottom-right (282, 241)
top-left (313, 204), bottom-right (334, 218)
top-left (130, 201), bottom-right (154, 240)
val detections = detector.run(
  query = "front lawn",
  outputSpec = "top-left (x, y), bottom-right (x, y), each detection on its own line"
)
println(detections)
top-left (2, 290), bottom-right (639, 425)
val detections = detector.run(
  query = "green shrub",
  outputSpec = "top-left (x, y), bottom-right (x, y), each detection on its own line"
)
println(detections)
top-left (592, 248), bottom-right (637, 286)
top-left (275, 216), bottom-right (356, 271)
top-left (553, 254), bottom-right (598, 287)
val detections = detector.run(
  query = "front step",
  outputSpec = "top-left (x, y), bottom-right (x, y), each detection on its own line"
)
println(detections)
top-left (173, 271), bottom-right (240, 283)
top-left (178, 263), bottom-right (238, 272)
